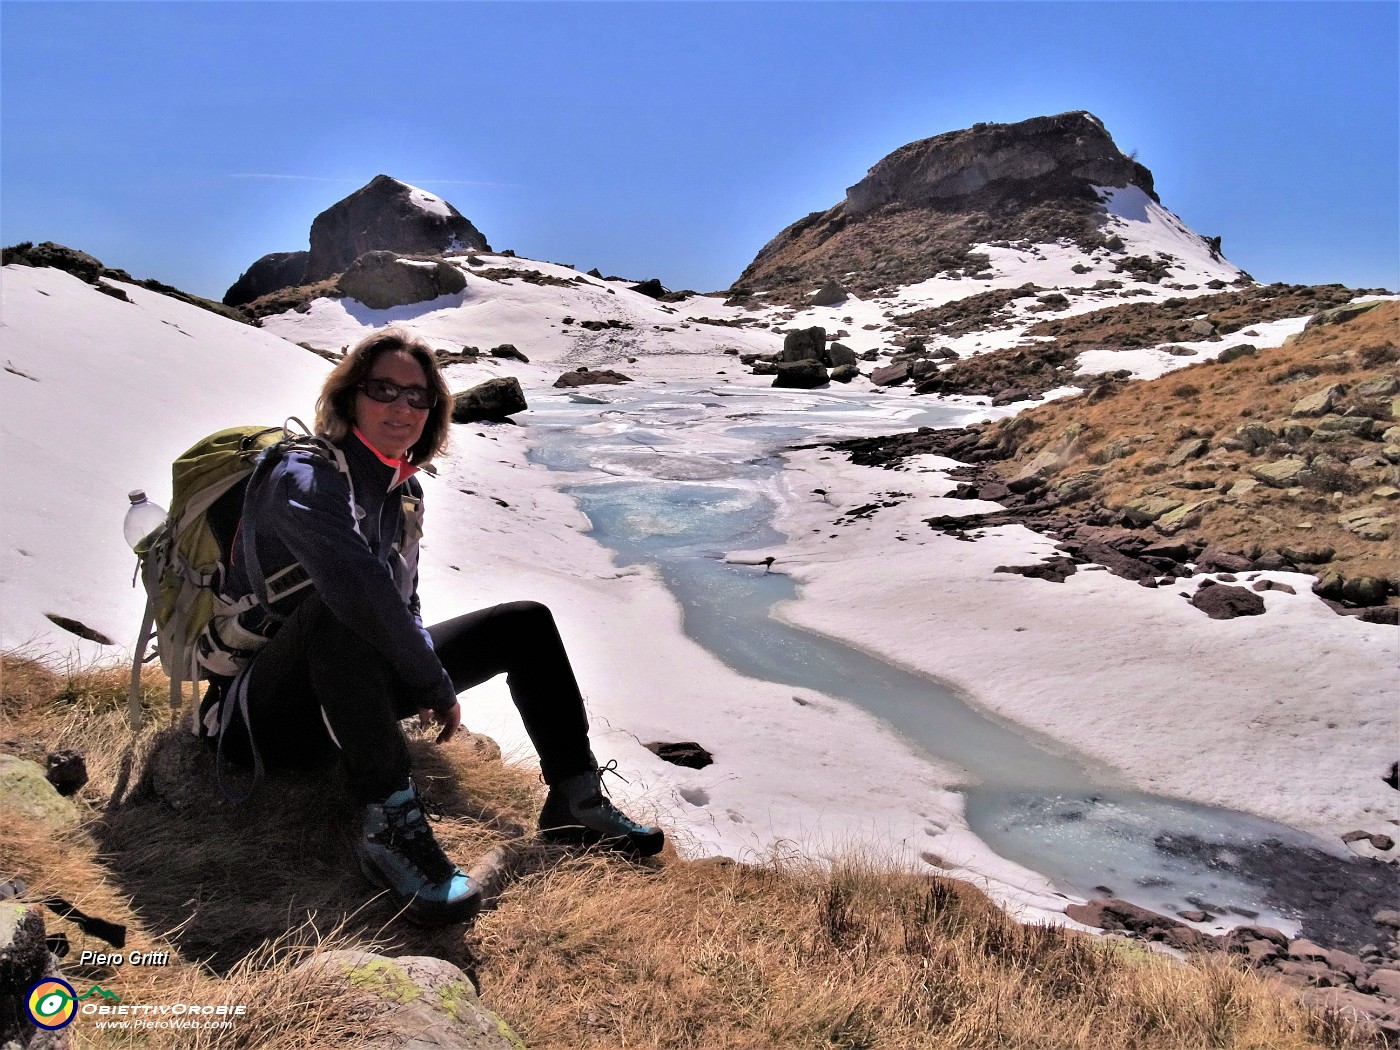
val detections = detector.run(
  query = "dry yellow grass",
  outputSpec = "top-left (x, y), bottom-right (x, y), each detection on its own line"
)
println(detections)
top-left (1, 652), bottom-right (1379, 1049)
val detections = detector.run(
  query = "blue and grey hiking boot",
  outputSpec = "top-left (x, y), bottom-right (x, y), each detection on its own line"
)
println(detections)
top-left (538, 764), bottom-right (665, 857)
top-left (356, 780), bottom-right (482, 926)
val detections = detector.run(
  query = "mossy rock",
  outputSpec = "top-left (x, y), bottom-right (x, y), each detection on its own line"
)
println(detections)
top-left (0, 756), bottom-right (78, 831)
top-left (300, 950), bottom-right (524, 1049)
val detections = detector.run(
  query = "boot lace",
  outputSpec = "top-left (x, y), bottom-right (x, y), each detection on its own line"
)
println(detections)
top-left (376, 790), bottom-right (456, 883)
top-left (588, 761), bottom-right (653, 834)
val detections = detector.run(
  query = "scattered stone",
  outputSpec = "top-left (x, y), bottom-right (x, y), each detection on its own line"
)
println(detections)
top-left (1216, 343), bottom-right (1257, 364)
top-left (1250, 459), bottom-right (1307, 488)
top-left (644, 741), bottom-right (714, 769)
top-left (1252, 580), bottom-right (1295, 595)
top-left (1065, 897), bottom-right (1215, 953)
top-left (1191, 584), bottom-right (1266, 619)
top-left (994, 558), bottom-right (1078, 583)
top-left (1338, 508), bottom-right (1395, 541)
top-left (553, 367), bottom-right (633, 389)
top-left (44, 750), bottom-right (87, 797)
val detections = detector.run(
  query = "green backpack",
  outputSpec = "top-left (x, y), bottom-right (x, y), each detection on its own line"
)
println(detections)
top-left (126, 420), bottom-right (351, 729)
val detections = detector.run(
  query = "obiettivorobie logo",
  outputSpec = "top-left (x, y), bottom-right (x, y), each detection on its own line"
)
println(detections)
top-left (25, 980), bottom-right (121, 1030)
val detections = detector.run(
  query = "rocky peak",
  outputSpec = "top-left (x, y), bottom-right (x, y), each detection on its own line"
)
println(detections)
top-left (303, 175), bottom-right (490, 283)
top-left (844, 111), bottom-right (1155, 218)
top-left (734, 112), bottom-right (1169, 300)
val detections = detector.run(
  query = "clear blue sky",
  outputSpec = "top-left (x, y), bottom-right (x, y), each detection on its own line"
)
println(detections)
top-left (3, 2), bottom-right (1396, 300)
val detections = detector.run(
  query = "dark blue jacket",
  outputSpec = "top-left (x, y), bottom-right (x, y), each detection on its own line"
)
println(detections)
top-left (211, 431), bottom-right (454, 711)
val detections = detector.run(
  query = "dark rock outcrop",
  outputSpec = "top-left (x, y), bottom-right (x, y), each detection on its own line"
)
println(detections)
top-left (336, 252), bottom-right (466, 310)
top-left (223, 251), bottom-right (309, 307)
top-left (304, 176), bottom-right (489, 284)
top-left (734, 112), bottom-right (1166, 299)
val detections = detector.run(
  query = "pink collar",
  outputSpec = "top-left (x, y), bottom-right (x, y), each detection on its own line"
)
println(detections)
top-left (354, 428), bottom-right (420, 490)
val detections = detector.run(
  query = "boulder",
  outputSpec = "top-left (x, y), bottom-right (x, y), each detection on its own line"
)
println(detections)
top-left (1, 902), bottom-right (62, 1047)
top-left (829, 363), bottom-right (860, 383)
top-left (1223, 924), bottom-right (1289, 966)
top-left (298, 950), bottom-right (520, 1050)
top-left (809, 280), bottom-right (848, 306)
top-left (1291, 383), bottom-right (1347, 418)
top-left (1235, 423), bottom-right (1277, 453)
top-left (45, 750), bottom-right (87, 797)
top-left (870, 362), bottom-right (910, 387)
top-left (553, 367), bottom-right (633, 389)
top-left (991, 388), bottom-right (1034, 407)
top-left (1216, 343), bottom-right (1257, 364)
top-left (780, 326), bottom-right (826, 363)
top-left (1305, 300), bottom-right (1385, 329)
top-left (222, 250), bottom-right (310, 306)
top-left (0, 756), bottom-right (78, 831)
top-left (824, 342), bottom-right (859, 368)
top-left (1155, 498), bottom-right (1215, 535)
top-left (773, 360), bottom-right (829, 389)
top-left (629, 278), bottom-right (668, 299)
top-left (1196, 547), bottom-right (1253, 574)
top-left (489, 344), bottom-right (529, 363)
top-left (336, 252), bottom-right (466, 310)
top-left (1191, 584), bottom-right (1266, 619)
top-left (1250, 459), bottom-right (1306, 488)
top-left (452, 377), bottom-right (527, 423)
top-left (1167, 437), bottom-right (1210, 466)
top-left (1338, 508), bottom-right (1395, 541)
top-left (1119, 494), bottom-right (1183, 524)
top-left (304, 175), bottom-right (489, 283)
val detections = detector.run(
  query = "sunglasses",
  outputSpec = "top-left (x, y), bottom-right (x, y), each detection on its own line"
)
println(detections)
top-left (358, 378), bottom-right (438, 410)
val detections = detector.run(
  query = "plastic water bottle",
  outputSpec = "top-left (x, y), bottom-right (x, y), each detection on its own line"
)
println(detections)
top-left (124, 490), bottom-right (167, 549)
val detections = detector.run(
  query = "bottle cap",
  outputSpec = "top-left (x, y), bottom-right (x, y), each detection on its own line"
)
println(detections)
top-left (128, 490), bottom-right (146, 503)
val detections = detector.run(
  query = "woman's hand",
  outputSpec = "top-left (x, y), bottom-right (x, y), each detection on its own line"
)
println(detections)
top-left (418, 701), bottom-right (461, 744)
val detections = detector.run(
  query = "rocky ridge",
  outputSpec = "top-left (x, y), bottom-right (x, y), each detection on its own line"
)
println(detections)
top-left (223, 175), bottom-right (491, 306)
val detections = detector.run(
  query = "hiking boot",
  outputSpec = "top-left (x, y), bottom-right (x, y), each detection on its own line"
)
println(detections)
top-left (356, 780), bottom-right (482, 926)
top-left (538, 764), bottom-right (665, 857)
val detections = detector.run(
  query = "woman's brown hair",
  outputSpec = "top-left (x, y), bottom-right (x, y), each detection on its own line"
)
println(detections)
top-left (315, 326), bottom-right (452, 464)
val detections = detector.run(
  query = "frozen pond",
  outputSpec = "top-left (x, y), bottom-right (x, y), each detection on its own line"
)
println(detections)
top-left (526, 382), bottom-right (1329, 928)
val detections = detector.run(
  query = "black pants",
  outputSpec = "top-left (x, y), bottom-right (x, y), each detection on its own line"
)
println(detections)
top-left (212, 595), bottom-right (596, 802)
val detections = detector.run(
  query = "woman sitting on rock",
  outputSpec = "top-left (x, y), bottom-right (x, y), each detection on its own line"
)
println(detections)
top-left (198, 325), bottom-right (663, 926)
